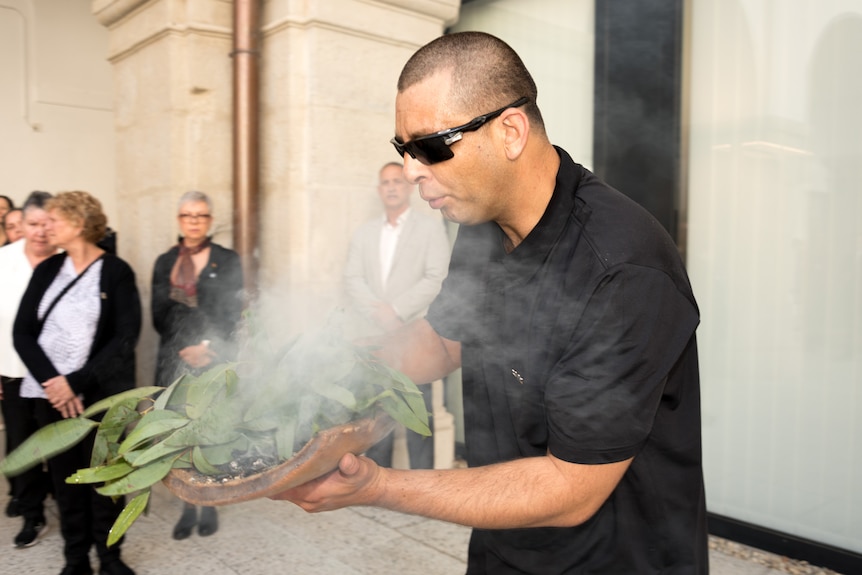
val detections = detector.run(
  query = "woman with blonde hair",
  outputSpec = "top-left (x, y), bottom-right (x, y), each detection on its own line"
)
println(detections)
top-left (14, 190), bottom-right (141, 575)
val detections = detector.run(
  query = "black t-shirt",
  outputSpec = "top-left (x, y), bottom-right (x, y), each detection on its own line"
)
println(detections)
top-left (426, 148), bottom-right (708, 574)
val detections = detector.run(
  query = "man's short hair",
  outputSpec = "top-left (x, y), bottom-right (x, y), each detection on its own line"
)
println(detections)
top-left (397, 32), bottom-right (545, 133)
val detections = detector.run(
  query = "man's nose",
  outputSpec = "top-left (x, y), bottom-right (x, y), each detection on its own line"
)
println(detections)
top-left (401, 154), bottom-right (426, 184)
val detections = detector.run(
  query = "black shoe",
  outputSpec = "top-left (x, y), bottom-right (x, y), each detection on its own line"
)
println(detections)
top-left (198, 506), bottom-right (218, 537)
top-left (172, 506), bottom-right (197, 540)
top-left (14, 517), bottom-right (48, 548)
top-left (5, 497), bottom-right (21, 517)
top-left (99, 559), bottom-right (135, 575)
top-left (59, 563), bottom-right (93, 575)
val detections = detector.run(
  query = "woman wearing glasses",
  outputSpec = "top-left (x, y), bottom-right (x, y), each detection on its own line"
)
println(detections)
top-left (151, 190), bottom-right (244, 540)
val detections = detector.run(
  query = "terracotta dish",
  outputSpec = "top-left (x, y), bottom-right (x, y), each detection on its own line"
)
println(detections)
top-left (162, 412), bottom-right (395, 506)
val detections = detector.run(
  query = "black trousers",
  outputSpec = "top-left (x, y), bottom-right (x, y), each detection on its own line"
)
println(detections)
top-left (0, 375), bottom-right (50, 521)
top-left (34, 399), bottom-right (126, 566)
top-left (365, 383), bottom-right (435, 470)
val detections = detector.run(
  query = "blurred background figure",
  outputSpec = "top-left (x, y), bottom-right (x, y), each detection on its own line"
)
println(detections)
top-left (3, 207), bottom-right (23, 245)
top-left (0, 195), bottom-right (13, 245)
top-left (0, 191), bottom-right (56, 548)
top-left (13, 190), bottom-right (142, 575)
top-left (343, 162), bottom-right (450, 469)
top-left (151, 190), bottom-right (243, 541)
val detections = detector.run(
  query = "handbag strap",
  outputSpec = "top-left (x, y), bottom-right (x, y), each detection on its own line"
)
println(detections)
top-left (37, 255), bottom-right (105, 331)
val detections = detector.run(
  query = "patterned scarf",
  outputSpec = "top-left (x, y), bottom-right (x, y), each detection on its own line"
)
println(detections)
top-left (170, 236), bottom-right (211, 308)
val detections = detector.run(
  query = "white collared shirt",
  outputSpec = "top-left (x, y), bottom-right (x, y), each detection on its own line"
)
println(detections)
top-left (379, 208), bottom-right (410, 289)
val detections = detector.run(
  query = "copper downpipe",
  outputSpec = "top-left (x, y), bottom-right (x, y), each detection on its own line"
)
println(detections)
top-left (232, 0), bottom-right (261, 297)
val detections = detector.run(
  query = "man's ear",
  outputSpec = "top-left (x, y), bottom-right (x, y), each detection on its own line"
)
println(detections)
top-left (499, 108), bottom-right (530, 160)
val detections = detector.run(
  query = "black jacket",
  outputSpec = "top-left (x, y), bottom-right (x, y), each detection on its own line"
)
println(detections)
top-left (13, 252), bottom-right (142, 404)
top-left (151, 242), bottom-right (243, 387)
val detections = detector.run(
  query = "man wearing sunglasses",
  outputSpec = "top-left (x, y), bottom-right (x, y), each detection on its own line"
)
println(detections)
top-left (277, 31), bottom-right (707, 575)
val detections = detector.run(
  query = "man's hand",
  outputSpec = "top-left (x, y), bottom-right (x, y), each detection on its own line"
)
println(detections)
top-left (370, 302), bottom-right (404, 332)
top-left (42, 375), bottom-right (84, 418)
top-left (179, 343), bottom-right (216, 369)
top-left (270, 452), bottom-right (383, 512)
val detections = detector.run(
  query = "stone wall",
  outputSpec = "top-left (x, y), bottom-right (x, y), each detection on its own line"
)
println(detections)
top-left (92, 0), bottom-right (459, 389)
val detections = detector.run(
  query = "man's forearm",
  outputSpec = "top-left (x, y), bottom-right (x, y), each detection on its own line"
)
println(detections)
top-left (369, 454), bottom-right (631, 530)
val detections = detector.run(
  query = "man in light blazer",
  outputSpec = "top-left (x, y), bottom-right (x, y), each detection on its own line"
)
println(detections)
top-left (343, 161), bottom-right (451, 468)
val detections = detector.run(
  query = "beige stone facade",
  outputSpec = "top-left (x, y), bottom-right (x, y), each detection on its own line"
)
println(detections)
top-left (2, 0), bottom-right (459, 466)
top-left (87, 0), bottom-right (459, 382)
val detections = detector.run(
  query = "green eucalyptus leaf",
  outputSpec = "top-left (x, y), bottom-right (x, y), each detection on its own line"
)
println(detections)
top-left (67, 461), bottom-right (134, 485)
top-left (313, 382), bottom-right (357, 411)
top-left (239, 414), bottom-right (281, 432)
top-left (131, 439), bottom-right (187, 468)
top-left (224, 367), bottom-right (239, 396)
top-left (152, 373), bottom-right (190, 411)
top-left (378, 392), bottom-right (431, 436)
top-left (174, 450), bottom-right (193, 468)
top-left (107, 491), bottom-right (149, 548)
top-left (81, 386), bottom-right (164, 419)
top-left (275, 417), bottom-right (297, 460)
top-left (191, 446), bottom-right (223, 475)
top-left (98, 399), bottom-right (142, 445)
top-left (185, 365), bottom-right (233, 419)
top-left (96, 455), bottom-right (175, 496)
top-left (193, 419), bottom-right (241, 446)
top-left (90, 433), bottom-right (110, 469)
top-left (118, 410), bottom-right (189, 454)
top-left (0, 417), bottom-right (98, 477)
top-left (200, 435), bottom-right (249, 466)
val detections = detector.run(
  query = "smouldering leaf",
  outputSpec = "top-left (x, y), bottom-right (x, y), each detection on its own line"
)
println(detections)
top-left (185, 364), bottom-right (235, 419)
top-left (200, 435), bottom-right (249, 466)
top-left (275, 417), bottom-right (297, 461)
top-left (191, 446), bottom-right (222, 475)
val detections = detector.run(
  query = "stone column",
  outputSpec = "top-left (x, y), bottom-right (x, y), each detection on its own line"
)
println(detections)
top-left (93, 0), bottom-right (236, 386)
top-left (93, 0), bottom-right (460, 456)
top-left (257, 0), bottom-right (459, 329)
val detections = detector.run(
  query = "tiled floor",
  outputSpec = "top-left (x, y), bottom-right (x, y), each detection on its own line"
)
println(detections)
top-left (0, 479), bottom-right (834, 575)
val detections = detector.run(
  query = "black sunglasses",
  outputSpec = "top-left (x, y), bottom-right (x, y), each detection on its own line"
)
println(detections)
top-left (391, 97), bottom-right (530, 166)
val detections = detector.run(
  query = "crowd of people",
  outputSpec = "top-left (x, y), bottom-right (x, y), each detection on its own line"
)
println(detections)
top-left (1, 31), bottom-right (706, 575)
top-left (0, 175), bottom-right (441, 574)
top-left (0, 190), bottom-right (245, 575)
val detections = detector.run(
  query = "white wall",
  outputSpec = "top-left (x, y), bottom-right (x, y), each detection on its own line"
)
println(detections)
top-left (451, 0), bottom-right (595, 169)
top-left (0, 0), bottom-right (115, 224)
top-left (687, 0), bottom-right (862, 553)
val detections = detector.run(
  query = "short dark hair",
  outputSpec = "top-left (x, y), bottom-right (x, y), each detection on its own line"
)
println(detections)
top-left (22, 190), bottom-right (52, 213)
top-left (397, 32), bottom-right (545, 133)
top-left (0, 195), bottom-right (13, 210)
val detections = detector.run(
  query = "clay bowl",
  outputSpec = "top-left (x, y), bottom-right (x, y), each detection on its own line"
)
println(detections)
top-left (162, 411), bottom-right (395, 506)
